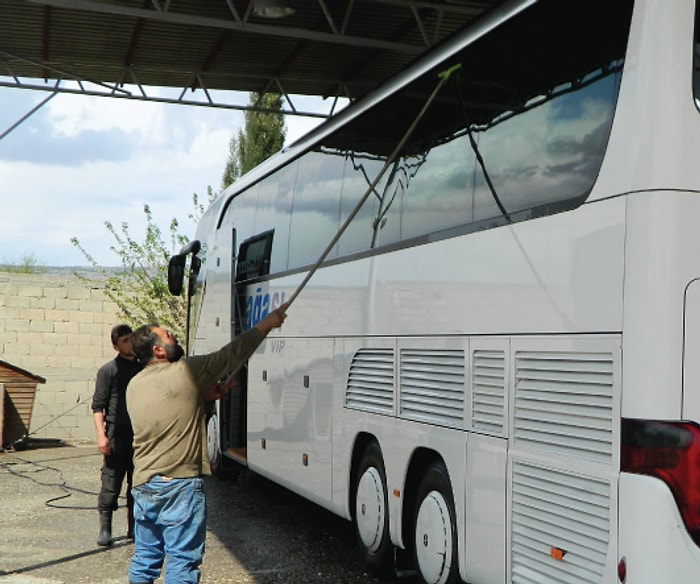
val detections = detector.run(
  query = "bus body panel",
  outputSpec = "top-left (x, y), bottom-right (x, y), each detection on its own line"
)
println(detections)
top-left (249, 197), bottom-right (626, 341)
top-left (591, 0), bottom-right (700, 201)
top-left (683, 280), bottom-right (700, 421)
top-left (465, 433), bottom-right (507, 583)
top-left (178, 0), bottom-right (700, 580)
top-left (623, 193), bottom-right (700, 420)
top-left (619, 473), bottom-right (700, 582)
top-left (507, 334), bottom-right (622, 584)
top-left (246, 337), bottom-right (334, 505)
top-left (191, 210), bottom-right (233, 356)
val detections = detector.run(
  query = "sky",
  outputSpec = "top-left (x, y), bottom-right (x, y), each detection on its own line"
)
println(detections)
top-left (0, 84), bottom-right (331, 267)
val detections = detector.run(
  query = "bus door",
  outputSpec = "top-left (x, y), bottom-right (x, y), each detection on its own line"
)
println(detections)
top-left (219, 229), bottom-right (274, 463)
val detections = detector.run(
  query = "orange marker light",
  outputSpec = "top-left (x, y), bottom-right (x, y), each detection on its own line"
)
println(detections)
top-left (550, 547), bottom-right (566, 561)
top-left (393, 489), bottom-right (401, 498)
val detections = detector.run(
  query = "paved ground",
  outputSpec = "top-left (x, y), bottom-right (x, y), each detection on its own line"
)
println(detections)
top-left (0, 442), bottom-right (416, 584)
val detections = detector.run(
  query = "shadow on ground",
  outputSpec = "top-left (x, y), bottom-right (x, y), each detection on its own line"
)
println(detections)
top-left (0, 443), bottom-right (416, 584)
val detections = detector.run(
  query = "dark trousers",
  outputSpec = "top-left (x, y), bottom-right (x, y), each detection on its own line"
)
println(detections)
top-left (98, 424), bottom-right (134, 513)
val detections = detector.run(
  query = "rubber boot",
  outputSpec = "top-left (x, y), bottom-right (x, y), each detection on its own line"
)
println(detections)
top-left (96, 510), bottom-right (113, 546)
top-left (126, 492), bottom-right (134, 540)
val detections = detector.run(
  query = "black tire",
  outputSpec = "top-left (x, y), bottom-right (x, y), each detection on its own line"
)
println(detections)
top-left (353, 442), bottom-right (394, 578)
top-left (411, 461), bottom-right (460, 584)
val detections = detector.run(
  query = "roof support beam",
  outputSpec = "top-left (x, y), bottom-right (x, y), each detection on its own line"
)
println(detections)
top-left (1, 87), bottom-right (58, 140)
top-left (22, 0), bottom-right (425, 55)
top-left (0, 77), bottom-right (332, 118)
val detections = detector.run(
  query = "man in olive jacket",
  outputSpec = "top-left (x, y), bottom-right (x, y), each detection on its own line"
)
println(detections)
top-left (126, 302), bottom-right (288, 584)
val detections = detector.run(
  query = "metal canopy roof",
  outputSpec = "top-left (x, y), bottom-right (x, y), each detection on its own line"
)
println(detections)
top-left (0, 0), bottom-right (505, 117)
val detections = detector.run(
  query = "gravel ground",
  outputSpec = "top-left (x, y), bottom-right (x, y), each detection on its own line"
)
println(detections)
top-left (0, 442), bottom-right (417, 584)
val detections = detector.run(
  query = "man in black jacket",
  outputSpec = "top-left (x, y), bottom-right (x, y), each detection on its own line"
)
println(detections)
top-left (91, 324), bottom-right (142, 546)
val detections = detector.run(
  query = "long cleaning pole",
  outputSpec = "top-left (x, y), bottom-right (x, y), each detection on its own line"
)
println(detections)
top-left (217, 64), bottom-right (461, 386)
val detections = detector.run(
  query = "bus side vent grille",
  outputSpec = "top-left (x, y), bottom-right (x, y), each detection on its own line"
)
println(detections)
top-left (514, 351), bottom-right (613, 463)
top-left (399, 349), bottom-right (464, 428)
top-left (512, 462), bottom-right (610, 584)
top-left (346, 348), bottom-right (395, 415)
top-left (472, 349), bottom-right (506, 435)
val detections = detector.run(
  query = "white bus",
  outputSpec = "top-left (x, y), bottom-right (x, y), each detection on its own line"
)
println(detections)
top-left (168, 0), bottom-right (700, 581)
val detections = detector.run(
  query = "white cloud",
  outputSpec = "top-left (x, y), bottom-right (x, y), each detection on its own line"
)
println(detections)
top-left (0, 87), bottom-right (334, 267)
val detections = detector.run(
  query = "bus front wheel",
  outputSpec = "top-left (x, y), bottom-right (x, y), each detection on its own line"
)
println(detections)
top-left (206, 413), bottom-right (241, 480)
top-left (353, 442), bottom-right (394, 578)
top-left (207, 413), bottom-right (222, 474)
top-left (412, 461), bottom-right (459, 584)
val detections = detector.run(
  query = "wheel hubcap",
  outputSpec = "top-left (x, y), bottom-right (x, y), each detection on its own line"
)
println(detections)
top-left (415, 490), bottom-right (453, 584)
top-left (355, 467), bottom-right (385, 552)
top-left (207, 414), bottom-right (220, 468)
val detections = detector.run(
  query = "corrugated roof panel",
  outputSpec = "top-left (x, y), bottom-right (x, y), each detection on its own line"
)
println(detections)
top-left (0, 0), bottom-right (507, 100)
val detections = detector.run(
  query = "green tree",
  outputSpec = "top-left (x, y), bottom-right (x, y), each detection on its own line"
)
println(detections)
top-left (222, 92), bottom-right (286, 188)
top-left (71, 95), bottom-right (284, 339)
top-left (71, 204), bottom-right (190, 339)
top-left (71, 186), bottom-right (221, 340)
top-left (190, 185), bottom-right (220, 224)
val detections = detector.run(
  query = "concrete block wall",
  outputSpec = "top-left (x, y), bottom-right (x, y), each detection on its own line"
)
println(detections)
top-left (0, 271), bottom-right (120, 443)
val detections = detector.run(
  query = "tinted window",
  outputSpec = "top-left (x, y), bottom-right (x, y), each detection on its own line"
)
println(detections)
top-left (288, 151), bottom-right (343, 267)
top-left (319, 0), bottom-right (630, 246)
top-left (220, 0), bottom-right (632, 275)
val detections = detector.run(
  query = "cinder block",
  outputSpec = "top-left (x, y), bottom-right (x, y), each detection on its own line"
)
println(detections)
top-left (4, 319), bottom-right (30, 332)
top-left (45, 355), bottom-right (69, 368)
top-left (44, 332), bottom-right (68, 345)
top-left (3, 340), bottom-right (30, 356)
top-left (19, 308), bottom-right (45, 321)
top-left (78, 322), bottom-right (103, 335)
top-left (0, 306), bottom-right (21, 320)
top-left (68, 310), bottom-right (95, 323)
top-left (32, 297), bottom-right (57, 310)
top-left (2, 330), bottom-right (18, 343)
top-left (46, 309), bottom-right (71, 322)
top-left (29, 320), bottom-right (55, 333)
top-left (55, 298), bottom-right (81, 310)
top-left (18, 285), bottom-right (43, 298)
top-left (55, 321), bottom-right (80, 334)
top-left (71, 356), bottom-right (101, 369)
top-left (17, 331), bottom-right (44, 345)
top-left (26, 344), bottom-right (55, 357)
top-left (67, 287), bottom-right (91, 300)
top-left (43, 286), bottom-right (69, 299)
top-left (78, 300), bottom-right (105, 313)
top-left (5, 296), bottom-right (31, 308)
top-left (90, 288), bottom-right (109, 300)
top-left (17, 355), bottom-right (50, 372)
top-left (78, 344), bottom-right (106, 358)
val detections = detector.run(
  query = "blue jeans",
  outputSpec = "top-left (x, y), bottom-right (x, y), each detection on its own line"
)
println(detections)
top-left (128, 476), bottom-right (206, 584)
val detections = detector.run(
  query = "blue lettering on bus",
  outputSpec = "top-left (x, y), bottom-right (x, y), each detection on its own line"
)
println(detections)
top-left (245, 288), bottom-right (286, 329)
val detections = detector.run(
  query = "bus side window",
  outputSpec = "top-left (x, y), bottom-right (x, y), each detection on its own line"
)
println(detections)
top-left (257, 167), bottom-right (292, 274)
top-left (337, 153), bottom-right (384, 255)
top-left (288, 151), bottom-right (343, 269)
top-left (221, 183), bottom-right (259, 257)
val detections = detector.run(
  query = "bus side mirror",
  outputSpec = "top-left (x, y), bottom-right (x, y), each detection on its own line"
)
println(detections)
top-left (168, 240), bottom-right (201, 296)
top-left (168, 254), bottom-right (186, 296)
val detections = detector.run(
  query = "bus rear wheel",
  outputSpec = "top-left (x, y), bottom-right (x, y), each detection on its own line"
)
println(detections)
top-left (412, 461), bottom-right (459, 584)
top-left (353, 442), bottom-right (394, 578)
